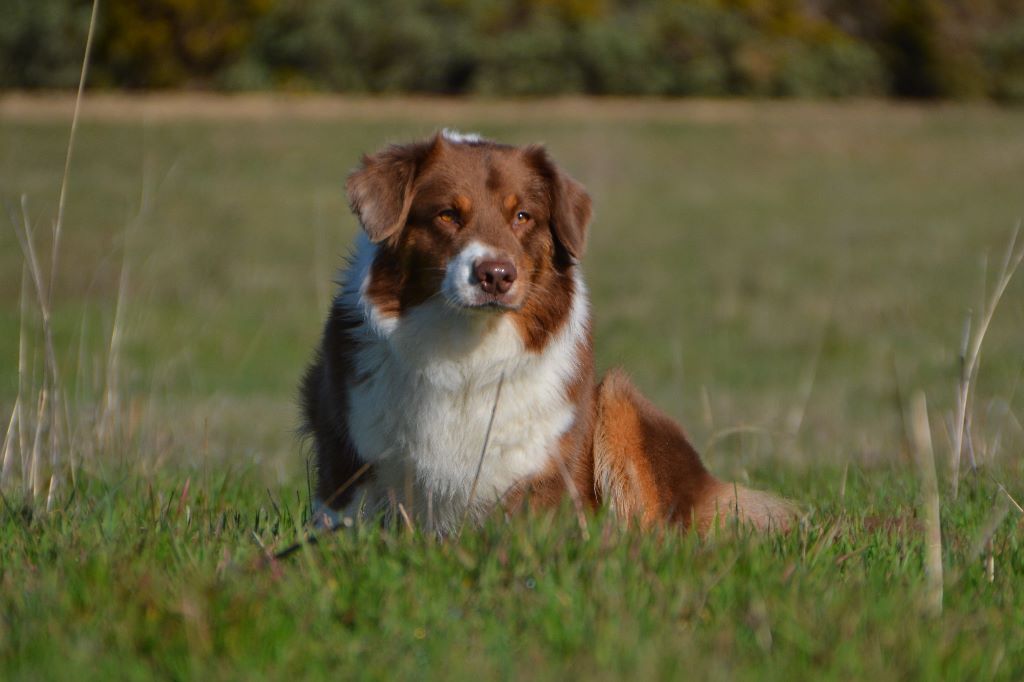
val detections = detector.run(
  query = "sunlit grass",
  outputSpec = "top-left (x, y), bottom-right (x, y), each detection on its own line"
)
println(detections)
top-left (2, 96), bottom-right (1024, 678)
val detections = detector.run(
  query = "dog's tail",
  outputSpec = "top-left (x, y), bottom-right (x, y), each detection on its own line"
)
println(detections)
top-left (593, 368), bottom-right (798, 533)
top-left (693, 480), bottom-right (800, 533)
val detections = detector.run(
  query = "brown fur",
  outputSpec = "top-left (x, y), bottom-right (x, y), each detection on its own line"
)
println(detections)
top-left (302, 132), bottom-right (796, 533)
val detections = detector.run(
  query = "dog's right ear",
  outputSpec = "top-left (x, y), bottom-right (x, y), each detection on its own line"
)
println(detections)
top-left (521, 144), bottom-right (592, 264)
top-left (346, 140), bottom-right (434, 245)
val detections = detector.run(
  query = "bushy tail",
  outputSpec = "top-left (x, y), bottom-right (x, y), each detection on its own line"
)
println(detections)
top-left (694, 481), bottom-right (800, 534)
top-left (593, 368), bottom-right (798, 534)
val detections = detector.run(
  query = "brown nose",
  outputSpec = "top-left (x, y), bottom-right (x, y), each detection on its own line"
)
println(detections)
top-left (474, 259), bottom-right (517, 295)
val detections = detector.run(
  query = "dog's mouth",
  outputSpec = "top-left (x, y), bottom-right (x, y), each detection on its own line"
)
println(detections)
top-left (448, 295), bottom-right (522, 312)
top-left (440, 245), bottom-right (526, 312)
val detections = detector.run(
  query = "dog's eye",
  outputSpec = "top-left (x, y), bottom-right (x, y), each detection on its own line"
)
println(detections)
top-left (437, 209), bottom-right (459, 225)
top-left (514, 211), bottom-right (532, 224)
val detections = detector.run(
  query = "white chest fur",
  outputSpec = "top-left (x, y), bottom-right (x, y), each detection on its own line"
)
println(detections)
top-left (338, 236), bottom-right (589, 532)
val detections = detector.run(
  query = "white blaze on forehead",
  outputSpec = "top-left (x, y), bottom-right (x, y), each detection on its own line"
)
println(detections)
top-left (442, 240), bottom-right (500, 306)
top-left (441, 128), bottom-right (485, 144)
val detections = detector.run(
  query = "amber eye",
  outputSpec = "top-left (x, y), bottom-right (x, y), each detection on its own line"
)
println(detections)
top-left (437, 209), bottom-right (459, 225)
top-left (514, 210), bottom-right (531, 224)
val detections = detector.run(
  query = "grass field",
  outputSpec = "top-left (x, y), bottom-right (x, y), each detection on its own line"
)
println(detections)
top-left (2, 95), bottom-right (1024, 679)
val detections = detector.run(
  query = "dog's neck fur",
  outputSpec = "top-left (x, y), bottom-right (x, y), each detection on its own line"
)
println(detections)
top-left (337, 234), bottom-right (591, 533)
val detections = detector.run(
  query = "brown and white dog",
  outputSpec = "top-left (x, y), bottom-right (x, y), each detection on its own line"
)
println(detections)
top-left (301, 130), bottom-right (795, 534)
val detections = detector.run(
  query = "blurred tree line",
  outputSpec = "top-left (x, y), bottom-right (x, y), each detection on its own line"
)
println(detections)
top-left (2, 0), bottom-right (1024, 100)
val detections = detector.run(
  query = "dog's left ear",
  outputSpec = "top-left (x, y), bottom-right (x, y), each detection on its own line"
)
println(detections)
top-left (346, 139), bottom-right (434, 245)
top-left (552, 171), bottom-right (592, 262)
top-left (524, 146), bottom-right (592, 263)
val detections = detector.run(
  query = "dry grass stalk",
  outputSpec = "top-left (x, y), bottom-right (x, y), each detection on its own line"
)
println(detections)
top-left (1, 405), bottom-right (17, 484)
top-left (937, 493), bottom-right (1012, 591)
top-left (976, 501), bottom-right (1010, 584)
top-left (98, 253), bottom-right (130, 448)
top-left (13, 199), bottom-right (65, 502)
top-left (994, 481), bottom-right (1024, 515)
top-left (319, 460), bottom-right (373, 513)
top-left (17, 267), bottom-right (30, 477)
top-left (2, 0), bottom-right (100, 502)
top-left (951, 225), bottom-right (1024, 498)
top-left (838, 460), bottom-right (849, 505)
top-left (699, 385), bottom-right (714, 432)
top-left (2, 266), bottom-right (32, 489)
top-left (397, 503), bottom-right (415, 533)
top-left (786, 306), bottom-right (830, 438)
top-left (49, 0), bottom-right (99, 300)
top-left (30, 389), bottom-right (48, 498)
top-left (460, 371), bottom-right (506, 535)
top-left (552, 452), bottom-right (590, 541)
top-left (910, 391), bottom-right (943, 617)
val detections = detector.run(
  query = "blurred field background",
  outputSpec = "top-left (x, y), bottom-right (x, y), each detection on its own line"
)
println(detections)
top-left (3, 96), bottom-right (1023, 479)
top-left (3, 0), bottom-right (1024, 678)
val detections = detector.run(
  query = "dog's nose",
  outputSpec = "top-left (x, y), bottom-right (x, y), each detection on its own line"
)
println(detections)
top-left (474, 259), bottom-right (517, 295)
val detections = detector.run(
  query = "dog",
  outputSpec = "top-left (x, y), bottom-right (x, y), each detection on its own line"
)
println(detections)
top-left (301, 130), bottom-right (795, 534)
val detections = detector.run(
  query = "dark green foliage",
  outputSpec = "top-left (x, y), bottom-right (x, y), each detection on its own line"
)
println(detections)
top-left (230, 0), bottom-right (478, 92)
top-left (95, 0), bottom-right (274, 88)
top-left (0, 0), bottom-right (94, 88)
top-left (577, 3), bottom-right (741, 96)
top-left (983, 16), bottom-right (1024, 102)
top-left (473, 12), bottom-right (588, 95)
top-left (820, 0), bottom-right (1024, 99)
top-left (3, 0), bottom-right (1024, 99)
top-left (859, 0), bottom-right (986, 98)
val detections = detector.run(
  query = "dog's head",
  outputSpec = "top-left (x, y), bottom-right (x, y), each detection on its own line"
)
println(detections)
top-left (347, 131), bottom-right (591, 327)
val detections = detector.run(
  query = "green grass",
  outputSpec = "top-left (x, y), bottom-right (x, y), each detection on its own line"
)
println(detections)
top-left (2, 469), bottom-right (1022, 680)
top-left (2, 97), bottom-right (1024, 679)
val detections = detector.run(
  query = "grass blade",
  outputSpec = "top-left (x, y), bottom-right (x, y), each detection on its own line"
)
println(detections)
top-left (910, 391), bottom-right (943, 617)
